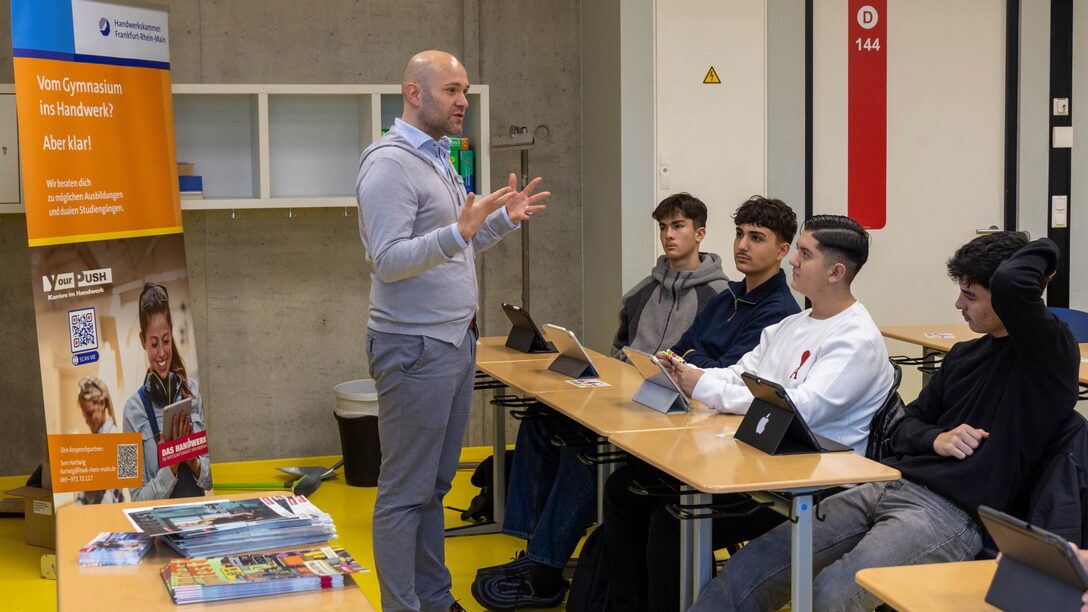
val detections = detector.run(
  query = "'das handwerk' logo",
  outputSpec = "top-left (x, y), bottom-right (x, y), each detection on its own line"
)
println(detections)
top-left (98, 18), bottom-right (110, 36)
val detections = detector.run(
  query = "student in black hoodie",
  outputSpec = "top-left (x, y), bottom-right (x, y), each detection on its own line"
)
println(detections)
top-left (691, 233), bottom-right (1080, 612)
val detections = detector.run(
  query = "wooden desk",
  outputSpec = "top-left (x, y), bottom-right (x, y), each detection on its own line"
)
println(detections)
top-left (475, 335), bottom-right (557, 364)
top-left (880, 324), bottom-right (981, 352)
top-left (461, 339), bottom-right (622, 536)
top-left (882, 325), bottom-right (1088, 384)
top-left (856, 560), bottom-right (998, 612)
top-left (535, 384), bottom-right (731, 437)
top-left (449, 337), bottom-right (559, 537)
top-left (476, 347), bottom-right (623, 395)
top-left (609, 426), bottom-right (901, 612)
top-left (1083, 346), bottom-right (1088, 385)
top-left (529, 361), bottom-right (738, 522)
top-left (57, 493), bottom-right (375, 611)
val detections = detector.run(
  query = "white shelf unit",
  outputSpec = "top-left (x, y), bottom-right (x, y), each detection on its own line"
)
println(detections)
top-left (0, 83), bottom-right (491, 213)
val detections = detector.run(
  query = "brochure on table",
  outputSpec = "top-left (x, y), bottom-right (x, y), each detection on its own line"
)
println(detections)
top-left (11, 0), bottom-right (214, 520)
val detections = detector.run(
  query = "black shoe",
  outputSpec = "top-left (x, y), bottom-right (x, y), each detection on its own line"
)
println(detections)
top-left (476, 550), bottom-right (534, 576)
top-left (470, 568), bottom-right (568, 611)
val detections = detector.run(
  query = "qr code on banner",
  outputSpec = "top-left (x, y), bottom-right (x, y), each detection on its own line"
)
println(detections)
top-left (68, 307), bottom-right (98, 353)
top-left (117, 444), bottom-right (139, 480)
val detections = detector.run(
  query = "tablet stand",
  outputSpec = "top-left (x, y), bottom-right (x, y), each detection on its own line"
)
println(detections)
top-left (505, 325), bottom-right (554, 354)
top-left (632, 380), bottom-right (687, 414)
top-left (986, 556), bottom-right (1083, 611)
top-left (548, 354), bottom-right (598, 379)
top-left (734, 400), bottom-right (812, 455)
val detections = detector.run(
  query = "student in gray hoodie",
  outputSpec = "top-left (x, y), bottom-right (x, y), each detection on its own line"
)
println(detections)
top-left (357, 50), bottom-right (550, 612)
top-left (612, 194), bottom-right (731, 359)
top-left (471, 193), bottom-right (727, 611)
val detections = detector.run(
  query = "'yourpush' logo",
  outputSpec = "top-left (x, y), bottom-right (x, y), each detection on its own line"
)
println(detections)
top-left (98, 18), bottom-right (110, 36)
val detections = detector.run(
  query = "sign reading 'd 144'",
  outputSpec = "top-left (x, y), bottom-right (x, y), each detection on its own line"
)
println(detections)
top-left (848, 1), bottom-right (887, 230)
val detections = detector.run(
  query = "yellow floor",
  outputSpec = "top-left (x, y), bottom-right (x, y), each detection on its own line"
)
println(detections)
top-left (0, 448), bottom-right (567, 611)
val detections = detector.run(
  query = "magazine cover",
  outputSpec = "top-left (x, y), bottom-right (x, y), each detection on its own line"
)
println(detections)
top-left (78, 531), bottom-right (153, 566)
top-left (161, 546), bottom-right (367, 604)
top-left (123, 497), bottom-right (292, 536)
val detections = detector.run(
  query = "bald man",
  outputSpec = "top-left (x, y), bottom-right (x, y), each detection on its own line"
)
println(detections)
top-left (356, 50), bottom-right (549, 611)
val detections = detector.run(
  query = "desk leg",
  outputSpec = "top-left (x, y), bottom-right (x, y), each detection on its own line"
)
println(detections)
top-left (679, 492), bottom-right (712, 611)
top-left (790, 493), bottom-right (814, 612)
top-left (921, 348), bottom-right (935, 386)
top-left (446, 386), bottom-right (506, 537)
top-left (595, 443), bottom-right (617, 525)
top-left (492, 395), bottom-right (506, 526)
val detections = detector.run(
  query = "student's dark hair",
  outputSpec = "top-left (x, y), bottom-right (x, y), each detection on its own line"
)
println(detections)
top-left (652, 193), bottom-right (708, 230)
top-left (733, 196), bottom-right (798, 244)
top-left (946, 231), bottom-right (1029, 289)
top-left (138, 283), bottom-right (192, 399)
top-left (801, 215), bottom-right (870, 282)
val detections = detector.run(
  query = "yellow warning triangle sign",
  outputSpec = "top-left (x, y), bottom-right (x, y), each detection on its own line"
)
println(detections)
top-left (703, 66), bottom-right (721, 84)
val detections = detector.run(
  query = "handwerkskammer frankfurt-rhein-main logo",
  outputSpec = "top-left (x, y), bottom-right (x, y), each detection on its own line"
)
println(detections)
top-left (98, 18), bottom-right (110, 36)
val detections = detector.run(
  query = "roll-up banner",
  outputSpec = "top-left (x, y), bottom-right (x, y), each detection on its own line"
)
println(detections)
top-left (12, 0), bottom-right (214, 509)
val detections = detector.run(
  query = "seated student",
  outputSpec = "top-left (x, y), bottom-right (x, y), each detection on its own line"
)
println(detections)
top-left (610, 193), bottom-right (731, 360)
top-left (469, 195), bottom-right (782, 611)
top-left (603, 214), bottom-right (895, 612)
top-left (691, 233), bottom-right (1079, 612)
top-left (670, 197), bottom-right (803, 369)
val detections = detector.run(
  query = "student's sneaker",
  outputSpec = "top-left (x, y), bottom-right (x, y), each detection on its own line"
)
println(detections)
top-left (470, 569), bottom-right (568, 612)
top-left (476, 550), bottom-right (534, 576)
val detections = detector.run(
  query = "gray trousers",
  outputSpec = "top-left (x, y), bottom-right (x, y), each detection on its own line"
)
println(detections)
top-left (367, 327), bottom-right (476, 612)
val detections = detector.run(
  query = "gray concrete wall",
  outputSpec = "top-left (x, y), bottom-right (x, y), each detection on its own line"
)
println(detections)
top-left (580, 0), bottom-right (622, 354)
top-left (0, 0), bottom-right (582, 475)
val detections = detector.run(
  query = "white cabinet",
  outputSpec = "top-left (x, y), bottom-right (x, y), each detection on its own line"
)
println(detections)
top-left (173, 84), bottom-right (491, 210)
top-left (0, 83), bottom-right (491, 213)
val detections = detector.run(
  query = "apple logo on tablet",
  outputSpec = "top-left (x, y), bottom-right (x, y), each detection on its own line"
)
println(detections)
top-left (756, 413), bottom-right (770, 435)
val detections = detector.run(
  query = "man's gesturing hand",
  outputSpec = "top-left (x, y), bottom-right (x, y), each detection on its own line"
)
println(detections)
top-left (501, 172), bottom-right (550, 224)
top-left (457, 186), bottom-right (513, 242)
top-left (933, 424), bottom-right (989, 460)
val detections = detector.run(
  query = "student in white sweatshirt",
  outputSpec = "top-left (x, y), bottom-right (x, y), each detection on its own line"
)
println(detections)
top-left (601, 214), bottom-right (894, 612)
top-left (667, 213), bottom-right (894, 453)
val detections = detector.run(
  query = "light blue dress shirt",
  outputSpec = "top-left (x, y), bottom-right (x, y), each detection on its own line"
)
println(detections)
top-left (393, 118), bottom-right (515, 249)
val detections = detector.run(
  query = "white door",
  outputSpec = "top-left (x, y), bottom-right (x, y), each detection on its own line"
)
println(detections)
top-left (655, 0), bottom-right (768, 278)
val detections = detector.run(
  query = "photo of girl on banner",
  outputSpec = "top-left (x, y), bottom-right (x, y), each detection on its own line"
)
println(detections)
top-left (123, 282), bottom-right (211, 501)
top-left (30, 233), bottom-right (213, 505)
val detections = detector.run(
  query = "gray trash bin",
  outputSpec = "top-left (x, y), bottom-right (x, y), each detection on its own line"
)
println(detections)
top-left (334, 379), bottom-right (381, 487)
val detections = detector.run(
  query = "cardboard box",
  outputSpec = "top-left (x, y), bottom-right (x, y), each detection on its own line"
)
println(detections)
top-left (177, 162), bottom-right (194, 176)
top-left (4, 486), bottom-right (55, 549)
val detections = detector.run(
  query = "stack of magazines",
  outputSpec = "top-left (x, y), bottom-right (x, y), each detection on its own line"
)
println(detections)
top-left (161, 545), bottom-right (365, 604)
top-left (123, 495), bottom-right (336, 557)
top-left (78, 532), bottom-right (153, 566)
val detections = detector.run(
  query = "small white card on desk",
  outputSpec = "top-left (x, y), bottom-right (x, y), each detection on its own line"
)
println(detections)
top-left (566, 379), bottom-right (611, 389)
top-left (923, 332), bottom-right (955, 339)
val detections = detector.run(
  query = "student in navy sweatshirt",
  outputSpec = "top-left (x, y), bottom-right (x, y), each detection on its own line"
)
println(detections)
top-left (692, 233), bottom-right (1079, 612)
top-left (671, 197), bottom-right (803, 368)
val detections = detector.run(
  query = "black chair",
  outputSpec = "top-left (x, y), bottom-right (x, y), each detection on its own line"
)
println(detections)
top-left (865, 361), bottom-right (905, 462)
